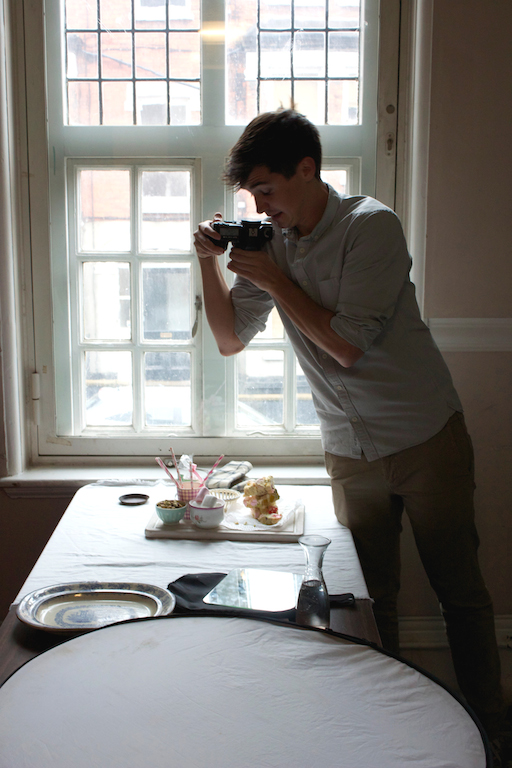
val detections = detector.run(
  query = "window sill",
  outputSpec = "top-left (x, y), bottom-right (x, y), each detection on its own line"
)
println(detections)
top-left (0, 463), bottom-right (330, 499)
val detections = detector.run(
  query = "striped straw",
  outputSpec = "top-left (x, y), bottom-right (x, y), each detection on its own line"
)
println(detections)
top-left (191, 462), bottom-right (204, 486)
top-left (169, 447), bottom-right (182, 483)
top-left (203, 454), bottom-right (225, 487)
top-left (155, 457), bottom-right (181, 489)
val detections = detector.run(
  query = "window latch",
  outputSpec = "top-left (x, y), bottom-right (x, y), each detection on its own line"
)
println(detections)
top-left (385, 132), bottom-right (395, 156)
top-left (31, 372), bottom-right (41, 426)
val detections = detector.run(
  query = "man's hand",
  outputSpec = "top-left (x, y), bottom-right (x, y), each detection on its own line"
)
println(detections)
top-left (227, 246), bottom-right (283, 293)
top-left (193, 212), bottom-right (225, 259)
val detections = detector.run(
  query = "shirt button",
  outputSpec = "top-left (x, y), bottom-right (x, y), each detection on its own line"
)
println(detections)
top-left (337, 386), bottom-right (342, 391)
top-left (322, 354), bottom-right (327, 359)
top-left (300, 248), bottom-right (305, 253)
top-left (351, 417), bottom-right (358, 423)
top-left (302, 280), bottom-right (308, 286)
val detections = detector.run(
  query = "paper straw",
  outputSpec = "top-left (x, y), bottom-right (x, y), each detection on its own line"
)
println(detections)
top-left (155, 457), bottom-right (181, 489)
top-left (191, 463), bottom-right (204, 486)
top-left (203, 454), bottom-right (225, 486)
top-left (169, 447), bottom-right (182, 483)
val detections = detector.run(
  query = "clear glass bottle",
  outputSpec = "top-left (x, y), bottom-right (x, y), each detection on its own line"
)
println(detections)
top-left (296, 534), bottom-right (331, 629)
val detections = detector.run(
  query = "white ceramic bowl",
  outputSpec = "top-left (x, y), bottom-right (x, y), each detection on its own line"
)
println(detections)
top-left (188, 499), bottom-right (225, 528)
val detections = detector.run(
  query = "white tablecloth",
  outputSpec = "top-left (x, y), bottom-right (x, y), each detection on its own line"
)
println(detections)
top-left (15, 484), bottom-right (369, 603)
top-left (0, 616), bottom-right (487, 767)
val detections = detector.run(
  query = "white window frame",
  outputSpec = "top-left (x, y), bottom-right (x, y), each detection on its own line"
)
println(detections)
top-left (5, 0), bottom-right (400, 466)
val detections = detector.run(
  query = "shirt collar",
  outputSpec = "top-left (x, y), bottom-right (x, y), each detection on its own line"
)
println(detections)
top-left (283, 184), bottom-right (342, 243)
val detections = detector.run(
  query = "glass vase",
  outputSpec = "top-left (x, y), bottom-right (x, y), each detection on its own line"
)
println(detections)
top-left (296, 534), bottom-right (331, 629)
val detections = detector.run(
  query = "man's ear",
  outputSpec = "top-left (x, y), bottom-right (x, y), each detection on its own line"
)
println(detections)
top-left (297, 156), bottom-right (317, 181)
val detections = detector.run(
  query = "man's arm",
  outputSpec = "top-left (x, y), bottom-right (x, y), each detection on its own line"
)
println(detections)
top-left (194, 214), bottom-right (244, 357)
top-left (228, 248), bottom-right (364, 368)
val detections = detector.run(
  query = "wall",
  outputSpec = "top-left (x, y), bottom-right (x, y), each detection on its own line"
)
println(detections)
top-left (0, 491), bottom-right (70, 618)
top-left (398, 2), bottom-right (512, 622)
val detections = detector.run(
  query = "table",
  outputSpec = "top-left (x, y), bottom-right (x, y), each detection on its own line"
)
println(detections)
top-left (0, 616), bottom-right (489, 767)
top-left (0, 483), bottom-right (490, 766)
top-left (0, 483), bottom-right (379, 685)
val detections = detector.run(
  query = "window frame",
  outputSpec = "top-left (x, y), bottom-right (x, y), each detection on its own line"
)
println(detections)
top-left (12, 0), bottom-right (400, 464)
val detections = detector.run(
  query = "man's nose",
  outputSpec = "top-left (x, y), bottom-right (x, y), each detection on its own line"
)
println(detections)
top-left (254, 196), bottom-right (265, 214)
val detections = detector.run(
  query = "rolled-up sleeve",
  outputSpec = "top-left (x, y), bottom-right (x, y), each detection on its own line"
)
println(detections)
top-left (231, 276), bottom-right (275, 346)
top-left (328, 210), bottom-right (412, 351)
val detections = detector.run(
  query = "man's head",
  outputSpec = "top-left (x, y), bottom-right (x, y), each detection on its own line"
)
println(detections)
top-left (223, 109), bottom-right (322, 189)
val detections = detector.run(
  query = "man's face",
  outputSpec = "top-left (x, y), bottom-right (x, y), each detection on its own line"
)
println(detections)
top-left (242, 164), bottom-right (312, 233)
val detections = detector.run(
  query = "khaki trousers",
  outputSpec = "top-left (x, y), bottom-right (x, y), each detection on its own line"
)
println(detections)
top-left (325, 411), bottom-right (503, 734)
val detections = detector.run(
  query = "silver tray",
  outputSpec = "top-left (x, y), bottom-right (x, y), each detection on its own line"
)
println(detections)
top-left (16, 581), bottom-right (176, 633)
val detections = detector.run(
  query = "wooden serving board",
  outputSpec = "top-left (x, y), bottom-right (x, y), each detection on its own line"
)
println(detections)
top-left (144, 505), bottom-right (305, 542)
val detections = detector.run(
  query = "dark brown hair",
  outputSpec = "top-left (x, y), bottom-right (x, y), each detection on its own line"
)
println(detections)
top-left (223, 109), bottom-right (322, 188)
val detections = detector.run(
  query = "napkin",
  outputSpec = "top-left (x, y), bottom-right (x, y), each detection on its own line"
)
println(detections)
top-left (205, 460), bottom-right (253, 489)
top-left (167, 573), bottom-right (355, 619)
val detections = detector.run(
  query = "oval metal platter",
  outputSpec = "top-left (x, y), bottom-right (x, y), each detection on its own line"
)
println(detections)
top-left (16, 581), bottom-right (176, 633)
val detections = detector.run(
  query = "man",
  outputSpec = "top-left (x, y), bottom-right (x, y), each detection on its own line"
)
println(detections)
top-left (193, 109), bottom-right (504, 740)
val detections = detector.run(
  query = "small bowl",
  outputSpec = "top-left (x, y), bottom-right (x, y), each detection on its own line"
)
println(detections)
top-left (155, 500), bottom-right (187, 525)
top-left (209, 488), bottom-right (241, 507)
top-left (188, 499), bottom-right (225, 529)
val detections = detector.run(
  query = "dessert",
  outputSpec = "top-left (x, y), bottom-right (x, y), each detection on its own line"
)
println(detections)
top-left (243, 476), bottom-right (281, 525)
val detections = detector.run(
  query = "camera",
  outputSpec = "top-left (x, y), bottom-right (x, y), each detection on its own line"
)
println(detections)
top-left (209, 219), bottom-right (274, 251)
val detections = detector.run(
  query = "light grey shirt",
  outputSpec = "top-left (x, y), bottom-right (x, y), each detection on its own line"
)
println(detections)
top-left (231, 187), bottom-right (462, 460)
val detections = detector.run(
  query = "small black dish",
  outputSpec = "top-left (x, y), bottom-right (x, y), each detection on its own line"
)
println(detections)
top-left (119, 493), bottom-right (150, 506)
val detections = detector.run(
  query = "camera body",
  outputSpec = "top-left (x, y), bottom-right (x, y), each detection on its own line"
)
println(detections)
top-left (210, 219), bottom-right (274, 251)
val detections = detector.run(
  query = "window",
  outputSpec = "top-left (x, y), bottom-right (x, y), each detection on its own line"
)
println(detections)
top-left (64, 0), bottom-right (201, 126)
top-left (225, 0), bottom-right (362, 125)
top-left (18, 0), bottom-right (397, 460)
top-left (67, 160), bottom-right (198, 433)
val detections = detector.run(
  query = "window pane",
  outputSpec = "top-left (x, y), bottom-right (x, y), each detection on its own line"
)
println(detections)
top-left (327, 78), bottom-right (358, 124)
top-left (293, 80), bottom-right (326, 124)
top-left (144, 351), bottom-right (191, 426)
top-left (296, 360), bottom-right (320, 425)
top-left (100, 32), bottom-right (133, 79)
top-left (136, 81), bottom-right (168, 125)
top-left (169, 33), bottom-right (200, 79)
top-left (169, 81), bottom-right (201, 125)
top-left (260, 33), bottom-right (291, 78)
top-left (293, 32), bottom-right (326, 78)
top-left (237, 349), bottom-right (284, 427)
top-left (235, 188), bottom-right (267, 221)
top-left (321, 168), bottom-right (348, 195)
top-left (102, 81), bottom-right (134, 125)
top-left (85, 351), bottom-right (133, 426)
top-left (328, 31), bottom-right (359, 77)
top-left (328, 0), bottom-right (360, 29)
top-left (68, 81), bottom-right (100, 125)
top-left (65, 0), bottom-right (98, 30)
top-left (67, 33), bottom-right (98, 79)
top-left (295, 0), bottom-right (326, 29)
top-left (259, 80), bottom-right (292, 115)
top-left (135, 1), bottom-right (166, 30)
top-left (140, 170), bottom-right (191, 251)
top-left (260, 0), bottom-right (291, 29)
top-left (142, 263), bottom-right (192, 341)
top-left (79, 170), bottom-right (131, 252)
top-left (253, 307), bottom-right (284, 340)
top-left (99, 0), bottom-right (132, 30)
top-left (169, 0), bottom-right (201, 30)
top-left (135, 32), bottom-right (167, 78)
top-left (82, 262), bottom-right (131, 340)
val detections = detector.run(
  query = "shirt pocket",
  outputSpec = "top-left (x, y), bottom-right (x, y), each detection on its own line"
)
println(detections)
top-left (318, 278), bottom-right (340, 311)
